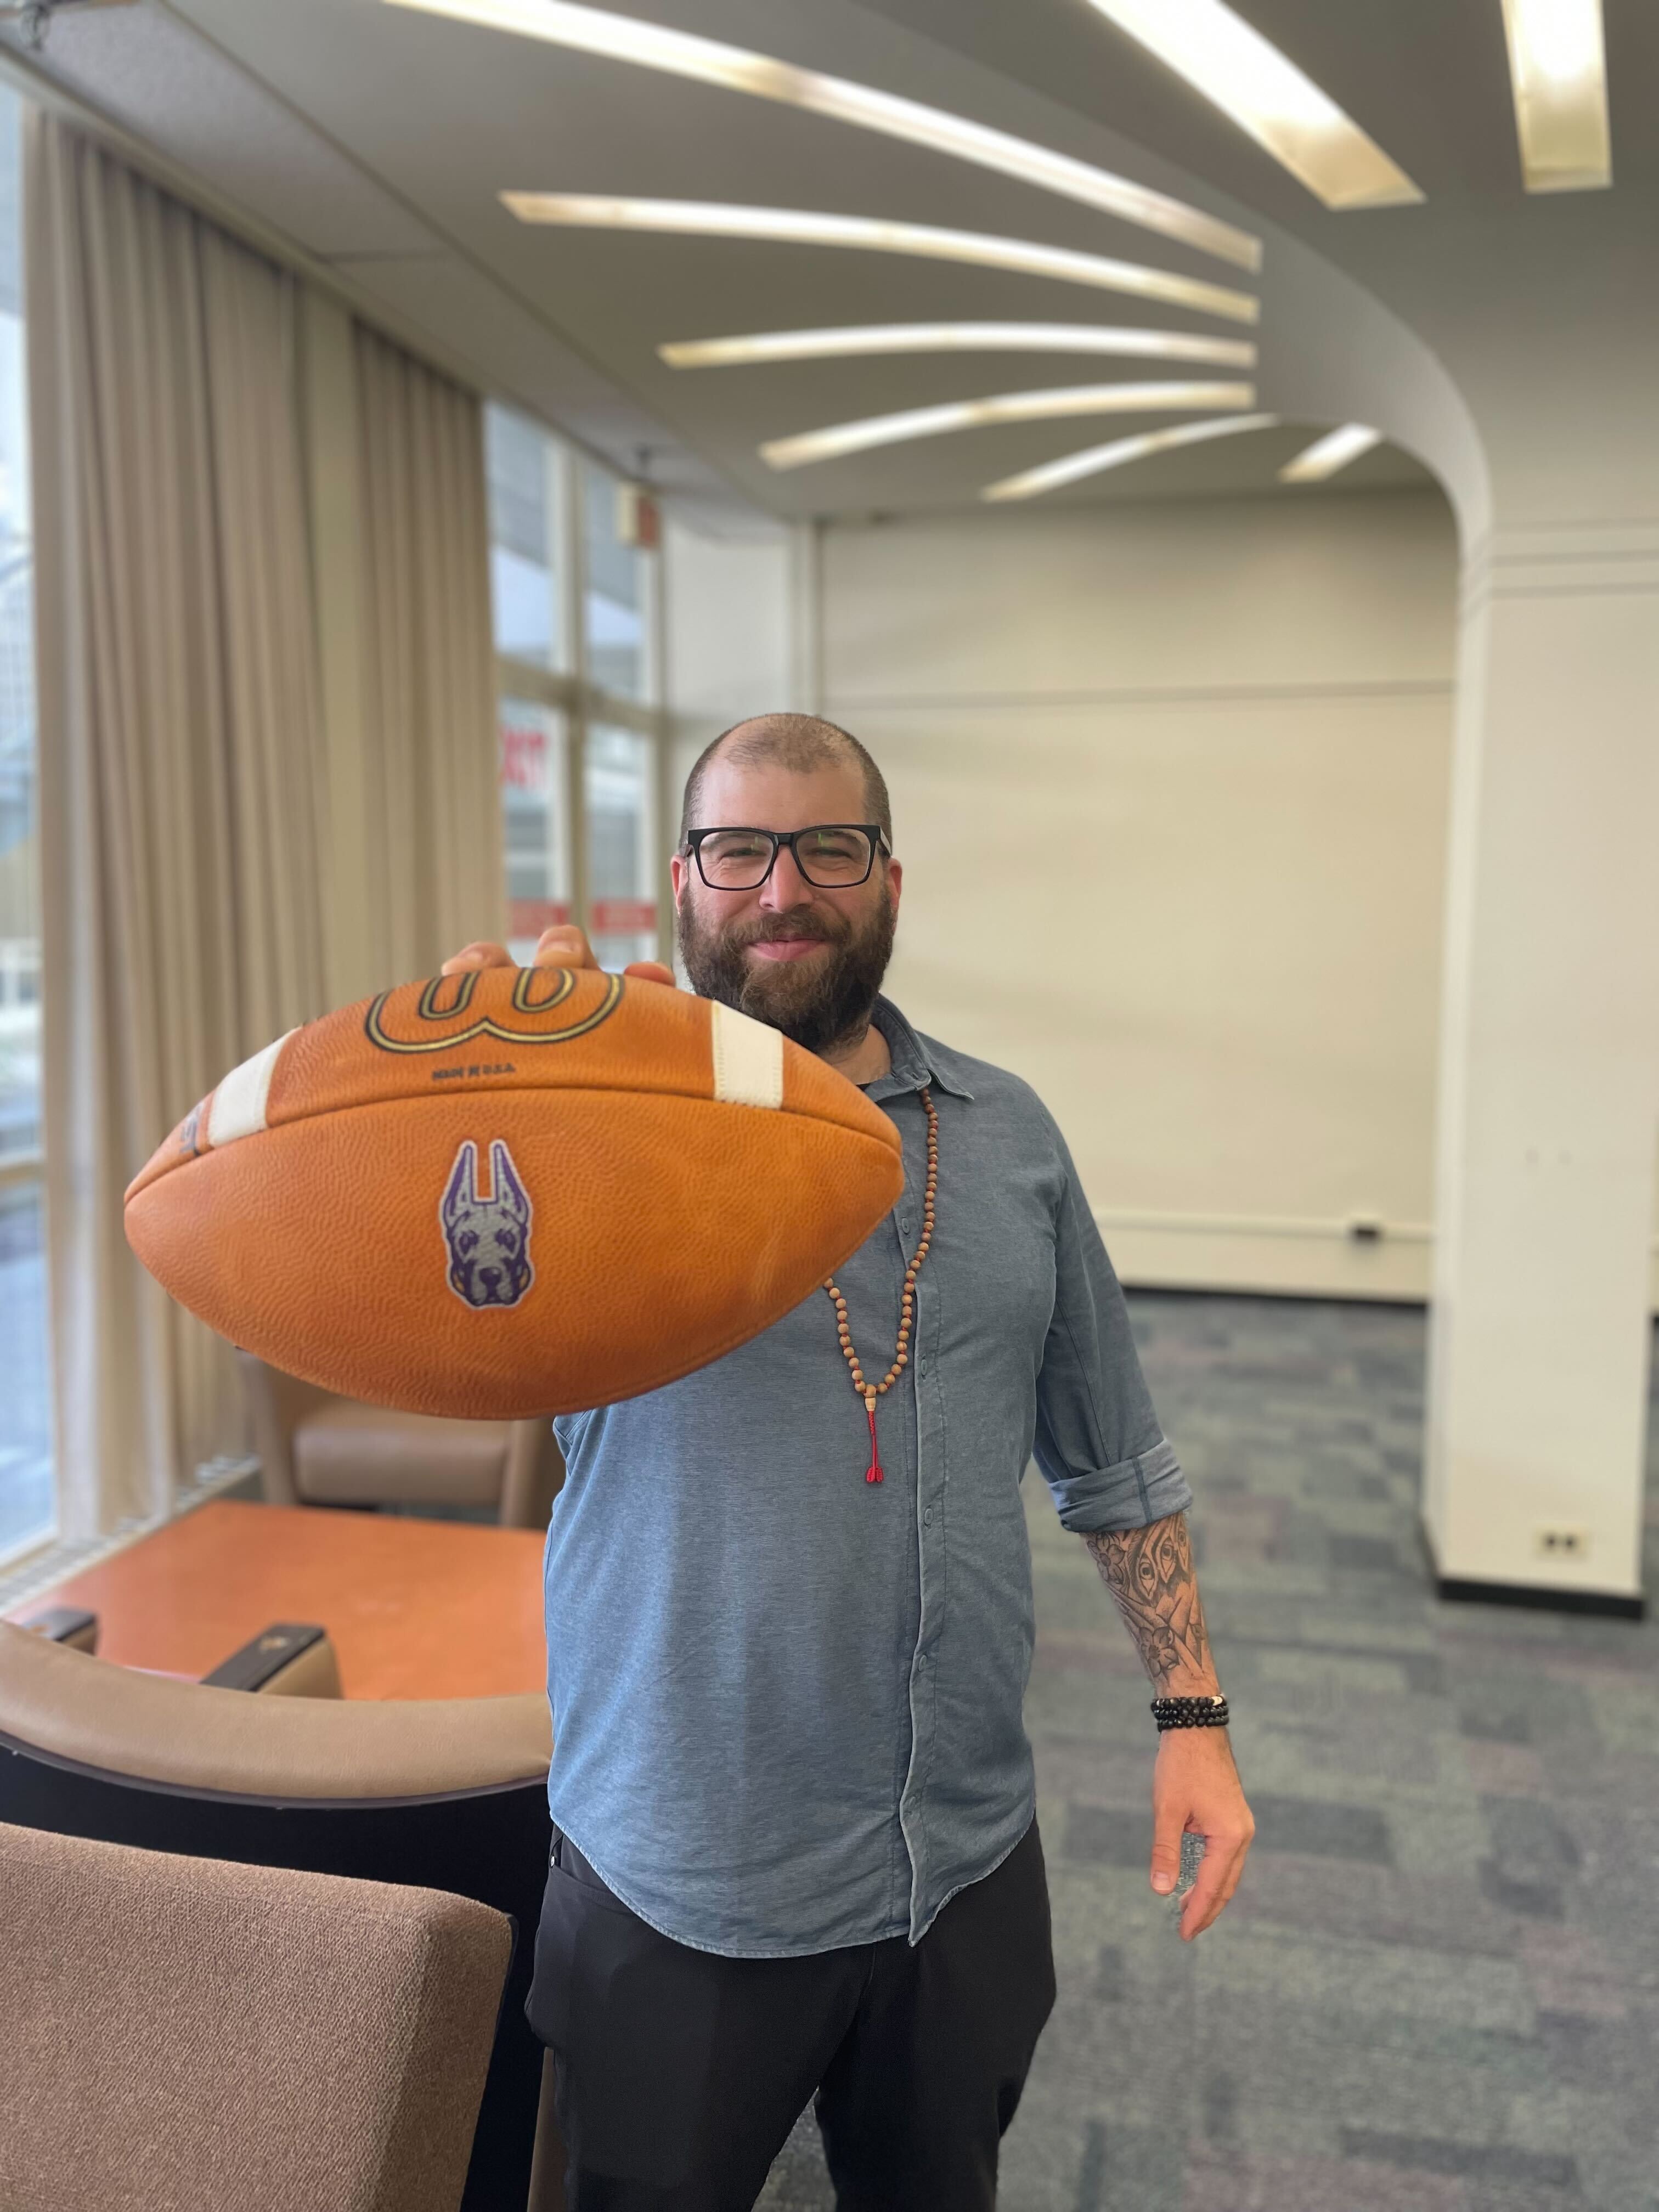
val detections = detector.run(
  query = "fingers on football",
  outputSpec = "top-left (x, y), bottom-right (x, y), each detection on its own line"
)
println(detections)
top-left (439, 941), bottom-right (514, 976)
top-left (533, 925), bottom-right (597, 970)
top-left (623, 961), bottom-right (677, 986)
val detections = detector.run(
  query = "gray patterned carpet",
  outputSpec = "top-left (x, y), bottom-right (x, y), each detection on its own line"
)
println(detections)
top-left (759, 1291), bottom-right (1659, 2211)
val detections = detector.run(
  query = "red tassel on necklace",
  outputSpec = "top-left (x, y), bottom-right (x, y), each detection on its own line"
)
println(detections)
top-left (864, 1396), bottom-right (884, 1485)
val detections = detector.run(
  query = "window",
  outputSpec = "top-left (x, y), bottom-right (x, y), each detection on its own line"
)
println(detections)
top-left (500, 699), bottom-right (572, 962)
top-left (582, 461), bottom-right (651, 701)
top-left (486, 408), bottom-right (663, 974)
top-left (485, 406), bottom-right (566, 671)
top-left (586, 726), bottom-right (658, 970)
top-left (0, 83), bottom-right (53, 1561)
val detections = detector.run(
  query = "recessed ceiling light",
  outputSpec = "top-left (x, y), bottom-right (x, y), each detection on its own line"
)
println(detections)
top-left (758, 382), bottom-right (1256, 471)
top-left (387, 0), bottom-right (1260, 269)
top-left (502, 197), bottom-right (1260, 324)
top-left (660, 323), bottom-right (1257, 370)
top-left (1277, 424), bottom-right (1383, 482)
top-left (1078, 0), bottom-right (1421, 210)
top-left (983, 413), bottom-right (1278, 500)
top-left (1500, 0), bottom-right (1611, 192)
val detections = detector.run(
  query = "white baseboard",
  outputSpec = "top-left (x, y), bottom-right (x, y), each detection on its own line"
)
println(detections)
top-left (1105, 1212), bottom-right (1659, 1313)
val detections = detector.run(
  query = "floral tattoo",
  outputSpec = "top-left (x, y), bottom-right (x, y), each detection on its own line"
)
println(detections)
top-left (1084, 1511), bottom-right (1212, 1692)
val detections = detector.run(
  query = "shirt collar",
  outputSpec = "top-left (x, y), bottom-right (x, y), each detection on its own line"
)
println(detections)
top-left (865, 996), bottom-right (976, 1104)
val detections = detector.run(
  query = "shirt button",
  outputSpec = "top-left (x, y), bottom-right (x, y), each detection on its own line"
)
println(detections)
top-left (923, 1508), bottom-right (933, 1525)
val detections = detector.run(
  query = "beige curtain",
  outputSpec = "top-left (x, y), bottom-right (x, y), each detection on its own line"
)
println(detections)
top-left (352, 321), bottom-right (503, 981)
top-left (29, 116), bottom-right (329, 1537)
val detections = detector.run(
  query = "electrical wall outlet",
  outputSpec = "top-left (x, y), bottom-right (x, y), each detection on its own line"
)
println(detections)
top-left (1534, 1526), bottom-right (1589, 1561)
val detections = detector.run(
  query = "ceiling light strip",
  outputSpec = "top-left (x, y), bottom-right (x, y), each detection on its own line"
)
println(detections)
top-left (503, 197), bottom-right (1260, 324)
top-left (388, 0), bottom-right (1261, 268)
top-left (1077, 0), bottom-right (1421, 211)
top-left (661, 322), bottom-right (1257, 370)
top-left (983, 413), bottom-right (1278, 500)
top-left (759, 381), bottom-right (1256, 472)
top-left (1277, 423), bottom-right (1383, 482)
top-left (1499, 0), bottom-right (1611, 193)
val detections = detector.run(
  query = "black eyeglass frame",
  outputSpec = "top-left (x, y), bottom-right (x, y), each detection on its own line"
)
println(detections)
top-left (682, 823), bottom-right (891, 891)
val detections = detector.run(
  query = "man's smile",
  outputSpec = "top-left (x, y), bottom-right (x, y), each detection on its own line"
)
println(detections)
top-left (746, 937), bottom-right (829, 962)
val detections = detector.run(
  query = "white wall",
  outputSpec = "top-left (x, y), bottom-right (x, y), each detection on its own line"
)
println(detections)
top-left (662, 514), bottom-right (795, 812)
top-left (817, 489), bottom-right (1462, 1301)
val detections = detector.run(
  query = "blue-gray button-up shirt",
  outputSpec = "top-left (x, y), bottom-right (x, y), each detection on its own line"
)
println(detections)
top-left (544, 996), bottom-right (1190, 1956)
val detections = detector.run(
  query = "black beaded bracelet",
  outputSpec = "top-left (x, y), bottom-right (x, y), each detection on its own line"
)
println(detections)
top-left (1151, 1694), bottom-right (1229, 1731)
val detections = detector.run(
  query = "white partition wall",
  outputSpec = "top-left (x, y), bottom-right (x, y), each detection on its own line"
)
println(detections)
top-left (815, 488), bottom-right (1461, 1302)
top-left (1423, 522), bottom-right (1659, 1609)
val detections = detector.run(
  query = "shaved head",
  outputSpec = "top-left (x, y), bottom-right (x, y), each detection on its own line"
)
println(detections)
top-left (679, 713), bottom-right (892, 849)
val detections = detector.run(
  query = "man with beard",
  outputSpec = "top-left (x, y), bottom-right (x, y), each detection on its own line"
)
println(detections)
top-left (443, 714), bottom-right (1252, 2210)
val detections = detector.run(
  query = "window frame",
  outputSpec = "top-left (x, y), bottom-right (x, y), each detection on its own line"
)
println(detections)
top-left (489, 413), bottom-right (670, 963)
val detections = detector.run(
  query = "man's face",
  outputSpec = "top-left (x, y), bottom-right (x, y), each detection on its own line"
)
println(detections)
top-left (672, 757), bottom-right (902, 1056)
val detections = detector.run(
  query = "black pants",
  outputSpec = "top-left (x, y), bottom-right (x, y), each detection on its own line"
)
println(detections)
top-left (526, 1821), bottom-right (1057, 2210)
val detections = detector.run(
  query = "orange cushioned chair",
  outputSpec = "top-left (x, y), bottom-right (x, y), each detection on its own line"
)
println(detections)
top-left (0, 1819), bottom-right (511, 2212)
top-left (0, 1621), bottom-right (555, 2212)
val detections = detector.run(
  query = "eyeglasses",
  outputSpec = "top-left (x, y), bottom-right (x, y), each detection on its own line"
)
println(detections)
top-left (684, 824), bottom-right (890, 891)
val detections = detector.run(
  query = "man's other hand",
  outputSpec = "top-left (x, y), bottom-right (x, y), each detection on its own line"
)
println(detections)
top-left (441, 923), bottom-right (675, 988)
top-left (1150, 1730), bottom-right (1254, 1942)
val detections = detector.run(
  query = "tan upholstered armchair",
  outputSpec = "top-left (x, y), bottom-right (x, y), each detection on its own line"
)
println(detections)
top-left (0, 1622), bottom-right (557, 2210)
top-left (0, 1820), bottom-right (511, 2212)
top-left (238, 1352), bottom-right (565, 1529)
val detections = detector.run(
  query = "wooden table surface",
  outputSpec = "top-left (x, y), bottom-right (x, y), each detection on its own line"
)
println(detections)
top-left (24, 1499), bottom-right (549, 1700)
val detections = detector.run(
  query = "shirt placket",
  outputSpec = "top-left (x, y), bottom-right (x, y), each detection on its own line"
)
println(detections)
top-left (893, 1089), bottom-right (949, 1939)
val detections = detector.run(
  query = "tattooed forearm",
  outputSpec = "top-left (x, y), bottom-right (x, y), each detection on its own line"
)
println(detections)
top-left (1083, 1512), bottom-right (1215, 1693)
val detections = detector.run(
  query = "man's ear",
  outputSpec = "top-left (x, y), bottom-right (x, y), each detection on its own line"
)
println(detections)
top-left (885, 856), bottom-right (902, 919)
top-left (669, 853), bottom-right (689, 906)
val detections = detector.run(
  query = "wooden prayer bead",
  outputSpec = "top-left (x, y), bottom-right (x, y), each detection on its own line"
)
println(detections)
top-left (823, 1086), bottom-right (939, 1486)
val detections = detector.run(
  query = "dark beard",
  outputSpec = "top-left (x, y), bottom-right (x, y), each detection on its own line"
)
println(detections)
top-left (676, 884), bottom-right (897, 1057)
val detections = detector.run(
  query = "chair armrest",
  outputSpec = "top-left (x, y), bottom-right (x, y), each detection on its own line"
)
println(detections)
top-left (499, 1419), bottom-right (566, 1530)
top-left (13, 1605), bottom-right (99, 1653)
top-left (199, 1623), bottom-right (342, 1697)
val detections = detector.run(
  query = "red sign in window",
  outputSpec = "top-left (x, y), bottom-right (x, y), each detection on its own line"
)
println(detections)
top-left (499, 722), bottom-right (548, 791)
top-left (510, 898), bottom-right (572, 939)
top-left (590, 899), bottom-right (658, 935)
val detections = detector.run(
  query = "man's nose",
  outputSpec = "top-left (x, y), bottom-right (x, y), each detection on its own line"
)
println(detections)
top-left (758, 844), bottom-right (811, 910)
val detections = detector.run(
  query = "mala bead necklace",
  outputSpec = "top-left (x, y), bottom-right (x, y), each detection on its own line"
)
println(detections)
top-left (823, 1086), bottom-right (938, 1484)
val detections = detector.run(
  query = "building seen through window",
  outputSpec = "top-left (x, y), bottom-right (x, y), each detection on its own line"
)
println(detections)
top-left (0, 82), bottom-right (53, 1560)
top-left (582, 461), bottom-right (649, 702)
top-left (501, 699), bottom-right (572, 963)
top-left (586, 726), bottom-right (657, 972)
top-left (487, 405), bottom-right (661, 977)
top-left (485, 405), bottom-right (563, 672)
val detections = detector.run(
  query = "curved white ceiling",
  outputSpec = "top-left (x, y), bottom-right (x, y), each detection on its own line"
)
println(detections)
top-left (981, 413), bottom-right (1278, 501)
top-left (759, 380), bottom-right (1256, 470)
top-left (383, 0), bottom-right (1262, 266)
top-left (30, 0), bottom-right (1655, 528)
top-left (501, 195), bottom-right (1261, 322)
top-left (1074, 0), bottom-right (1421, 208)
top-left (659, 324), bottom-right (1257, 370)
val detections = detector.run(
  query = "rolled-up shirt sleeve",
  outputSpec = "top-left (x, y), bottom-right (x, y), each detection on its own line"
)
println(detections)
top-left (1032, 1135), bottom-right (1193, 1534)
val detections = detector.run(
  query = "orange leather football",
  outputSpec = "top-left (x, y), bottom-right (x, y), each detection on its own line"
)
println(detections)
top-left (125, 968), bottom-right (905, 1419)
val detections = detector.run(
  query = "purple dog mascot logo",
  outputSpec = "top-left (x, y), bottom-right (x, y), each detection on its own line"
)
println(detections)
top-left (440, 1138), bottom-right (534, 1309)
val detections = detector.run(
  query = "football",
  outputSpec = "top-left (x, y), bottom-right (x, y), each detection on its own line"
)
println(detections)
top-left (124, 968), bottom-right (906, 1420)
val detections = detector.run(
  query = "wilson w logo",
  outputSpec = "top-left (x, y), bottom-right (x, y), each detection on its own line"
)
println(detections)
top-left (364, 968), bottom-right (623, 1053)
